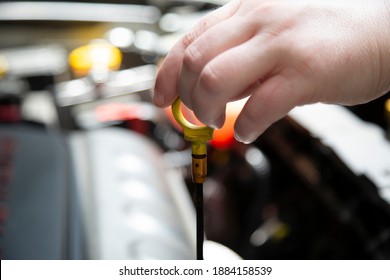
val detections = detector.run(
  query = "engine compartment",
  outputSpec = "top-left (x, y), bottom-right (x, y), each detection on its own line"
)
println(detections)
top-left (1, 0), bottom-right (389, 260)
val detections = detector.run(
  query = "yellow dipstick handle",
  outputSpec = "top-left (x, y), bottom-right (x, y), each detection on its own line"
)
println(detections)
top-left (385, 99), bottom-right (390, 121)
top-left (385, 99), bottom-right (390, 140)
top-left (172, 97), bottom-right (214, 183)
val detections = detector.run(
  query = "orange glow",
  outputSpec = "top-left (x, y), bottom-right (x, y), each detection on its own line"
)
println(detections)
top-left (211, 99), bottom-right (246, 149)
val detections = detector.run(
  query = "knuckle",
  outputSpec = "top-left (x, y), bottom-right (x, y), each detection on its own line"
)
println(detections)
top-left (181, 29), bottom-right (199, 48)
top-left (199, 64), bottom-right (221, 93)
top-left (183, 45), bottom-right (202, 73)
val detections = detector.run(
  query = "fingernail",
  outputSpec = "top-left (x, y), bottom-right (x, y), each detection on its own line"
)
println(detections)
top-left (234, 132), bottom-right (252, 144)
top-left (208, 114), bottom-right (225, 130)
top-left (209, 123), bottom-right (220, 130)
top-left (208, 120), bottom-right (222, 130)
top-left (153, 91), bottom-right (164, 107)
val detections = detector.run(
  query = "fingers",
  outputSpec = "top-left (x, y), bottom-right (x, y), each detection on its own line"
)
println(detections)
top-left (153, 0), bottom-right (240, 108)
top-left (189, 36), bottom-right (280, 129)
top-left (234, 74), bottom-right (310, 143)
top-left (178, 16), bottom-right (255, 109)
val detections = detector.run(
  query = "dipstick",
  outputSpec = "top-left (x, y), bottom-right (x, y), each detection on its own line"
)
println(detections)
top-left (172, 97), bottom-right (214, 260)
top-left (195, 183), bottom-right (204, 260)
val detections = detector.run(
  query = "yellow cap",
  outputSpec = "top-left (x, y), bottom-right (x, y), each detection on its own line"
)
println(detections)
top-left (385, 99), bottom-right (390, 121)
top-left (171, 98), bottom-right (213, 143)
top-left (0, 56), bottom-right (8, 79)
top-left (69, 42), bottom-right (122, 76)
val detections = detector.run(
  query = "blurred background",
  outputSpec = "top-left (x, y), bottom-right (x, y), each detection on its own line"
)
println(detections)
top-left (0, 0), bottom-right (389, 260)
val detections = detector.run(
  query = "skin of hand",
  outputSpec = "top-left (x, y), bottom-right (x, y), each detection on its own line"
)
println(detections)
top-left (153, 0), bottom-right (390, 143)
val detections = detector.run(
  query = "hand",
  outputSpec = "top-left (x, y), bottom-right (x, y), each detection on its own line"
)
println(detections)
top-left (153, 0), bottom-right (390, 143)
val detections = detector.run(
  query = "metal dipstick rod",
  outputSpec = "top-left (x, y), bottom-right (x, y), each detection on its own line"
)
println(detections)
top-left (172, 98), bottom-right (214, 260)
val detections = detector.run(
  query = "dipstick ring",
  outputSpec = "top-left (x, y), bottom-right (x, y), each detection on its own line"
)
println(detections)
top-left (171, 97), bottom-right (214, 145)
top-left (171, 97), bottom-right (214, 183)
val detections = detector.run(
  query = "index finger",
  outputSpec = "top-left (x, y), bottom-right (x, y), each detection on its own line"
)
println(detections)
top-left (153, 0), bottom-right (240, 108)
